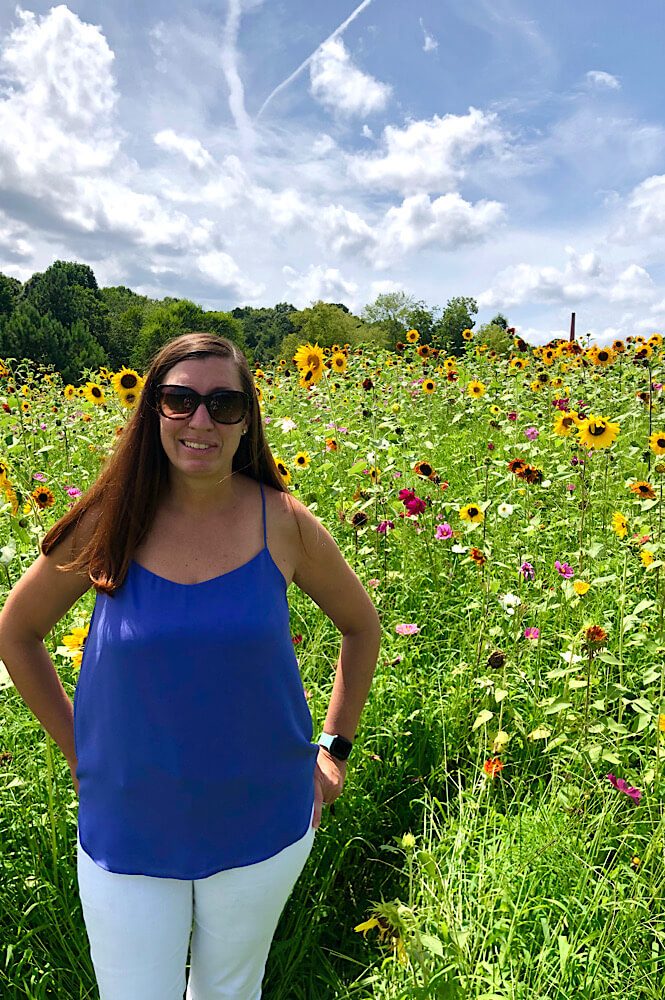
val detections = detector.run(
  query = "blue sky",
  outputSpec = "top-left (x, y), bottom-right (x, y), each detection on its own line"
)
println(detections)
top-left (1, 1), bottom-right (665, 344)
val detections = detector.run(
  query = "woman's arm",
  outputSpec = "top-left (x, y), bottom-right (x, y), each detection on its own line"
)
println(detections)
top-left (0, 512), bottom-right (97, 766)
top-left (287, 497), bottom-right (381, 827)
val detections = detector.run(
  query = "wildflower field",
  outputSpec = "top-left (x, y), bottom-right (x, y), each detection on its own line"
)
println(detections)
top-left (3, 330), bottom-right (665, 999)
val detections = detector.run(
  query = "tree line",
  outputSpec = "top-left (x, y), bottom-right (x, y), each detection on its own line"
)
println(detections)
top-left (0, 260), bottom-right (516, 382)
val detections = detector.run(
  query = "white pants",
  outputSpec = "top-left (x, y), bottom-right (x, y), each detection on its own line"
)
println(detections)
top-left (76, 805), bottom-right (317, 1000)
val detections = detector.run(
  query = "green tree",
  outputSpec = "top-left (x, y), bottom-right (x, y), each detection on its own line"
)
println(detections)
top-left (490, 312), bottom-right (509, 330)
top-left (438, 296), bottom-right (478, 356)
top-left (0, 273), bottom-right (21, 318)
top-left (131, 299), bottom-right (244, 372)
top-left (286, 301), bottom-right (379, 359)
top-left (361, 291), bottom-right (417, 350)
top-left (475, 322), bottom-right (514, 358)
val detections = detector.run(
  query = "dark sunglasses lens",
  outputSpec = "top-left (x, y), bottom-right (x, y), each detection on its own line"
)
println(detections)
top-left (158, 389), bottom-right (195, 417)
top-left (209, 393), bottom-right (246, 423)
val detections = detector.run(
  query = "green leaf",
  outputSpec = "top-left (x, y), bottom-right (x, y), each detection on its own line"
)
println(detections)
top-left (558, 935), bottom-right (571, 973)
top-left (419, 934), bottom-right (444, 957)
top-left (472, 709), bottom-right (494, 731)
top-left (544, 701), bottom-right (573, 715)
top-left (494, 689), bottom-right (508, 702)
top-left (634, 599), bottom-right (655, 615)
top-left (597, 651), bottom-right (621, 665)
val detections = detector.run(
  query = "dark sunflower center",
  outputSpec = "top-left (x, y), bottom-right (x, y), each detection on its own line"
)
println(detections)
top-left (421, 464), bottom-right (432, 476)
top-left (120, 373), bottom-right (138, 389)
top-left (589, 422), bottom-right (606, 436)
top-left (658, 439), bottom-right (665, 448)
top-left (599, 352), bottom-right (608, 361)
top-left (468, 507), bottom-right (479, 517)
top-left (92, 387), bottom-right (102, 398)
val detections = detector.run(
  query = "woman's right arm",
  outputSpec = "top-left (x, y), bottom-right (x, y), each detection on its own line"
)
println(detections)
top-left (0, 510), bottom-right (98, 768)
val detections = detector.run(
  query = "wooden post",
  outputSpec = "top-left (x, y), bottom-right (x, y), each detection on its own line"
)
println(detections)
top-left (569, 312), bottom-right (576, 342)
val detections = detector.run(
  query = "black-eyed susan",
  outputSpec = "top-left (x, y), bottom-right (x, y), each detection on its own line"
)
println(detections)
top-left (467, 380), bottom-right (485, 397)
top-left (31, 485), bottom-right (55, 510)
top-left (577, 413), bottom-right (620, 449)
top-left (293, 343), bottom-right (325, 382)
top-left (462, 328), bottom-right (474, 341)
top-left (422, 379), bottom-right (435, 394)
top-left (295, 451), bottom-right (310, 468)
top-left (331, 352), bottom-right (348, 374)
top-left (460, 503), bottom-right (484, 523)
top-left (629, 481), bottom-right (656, 500)
top-left (275, 459), bottom-right (291, 485)
top-left (406, 329), bottom-right (419, 344)
top-left (489, 405), bottom-right (500, 416)
top-left (83, 382), bottom-right (106, 406)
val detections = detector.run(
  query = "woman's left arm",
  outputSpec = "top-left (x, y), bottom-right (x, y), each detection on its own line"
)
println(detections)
top-left (288, 497), bottom-right (382, 828)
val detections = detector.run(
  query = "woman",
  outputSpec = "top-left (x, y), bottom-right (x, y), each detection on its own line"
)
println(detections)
top-left (0, 332), bottom-right (381, 1000)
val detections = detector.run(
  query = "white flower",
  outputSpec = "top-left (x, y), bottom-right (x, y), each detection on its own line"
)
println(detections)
top-left (499, 593), bottom-right (521, 616)
top-left (280, 418), bottom-right (297, 432)
top-left (497, 502), bottom-right (513, 518)
top-left (451, 544), bottom-right (468, 554)
top-left (474, 677), bottom-right (495, 690)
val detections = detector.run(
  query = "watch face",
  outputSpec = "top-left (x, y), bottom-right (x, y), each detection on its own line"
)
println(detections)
top-left (330, 736), bottom-right (352, 760)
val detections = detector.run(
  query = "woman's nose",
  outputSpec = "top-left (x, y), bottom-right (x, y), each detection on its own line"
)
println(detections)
top-left (188, 401), bottom-right (215, 427)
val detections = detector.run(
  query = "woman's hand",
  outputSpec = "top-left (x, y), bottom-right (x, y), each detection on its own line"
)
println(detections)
top-left (68, 759), bottom-right (79, 797)
top-left (312, 747), bottom-right (347, 829)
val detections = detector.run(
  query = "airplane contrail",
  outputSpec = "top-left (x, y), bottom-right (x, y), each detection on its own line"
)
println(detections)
top-left (256, 0), bottom-right (375, 120)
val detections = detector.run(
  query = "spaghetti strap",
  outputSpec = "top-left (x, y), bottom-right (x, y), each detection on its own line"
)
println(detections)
top-left (259, 480), bottom-right (267, 549)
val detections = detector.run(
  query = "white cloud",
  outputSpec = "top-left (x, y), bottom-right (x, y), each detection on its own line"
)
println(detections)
top-left (586, 70), bottom-right (621, 90)
top-left (309, 37), bottom-right (392, 117)
top-left (362, 125), bottom-right (374, 140)
top-left (347, 108), bottom-right (506, 194)
top-left (371, 193), bottom-right (506, 267)
top-left (608, 264), bottom-right (655, 304)
top-left (154, 129), bottom-right (213, 170)
top-left (282, 264), bottom-right (359, 308)
top-left (419, 18), bottom-right (438, 53)
top-left (196, 250), bottom-right (264, 300)
top-left (478, 247), bottom-right (606, 308)
top-left (623, 174), bottom-right (665, 239)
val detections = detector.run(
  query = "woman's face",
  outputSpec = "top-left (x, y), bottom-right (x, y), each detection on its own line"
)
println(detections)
top-left (157, 355), bottom-right (250, 484)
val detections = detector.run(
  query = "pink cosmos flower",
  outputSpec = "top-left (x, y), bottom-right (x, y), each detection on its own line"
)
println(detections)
top-left (435, 522), bottom-right (453, 539)
top-left (405, 497), bottom-right (426, 516)
top-left (555, 560), bottom-right (574, 579)
top-left (525, 427), bottom-right (539, 440)
top-left (33, 473), bottom-right (46, 481)
top-left (395, 623), bottom-right (419, 636)
top-left (524, 627), bottom-right (540, 639)
top-left (376, 520), bottom-right (395, 533)
top-left (606, 773), bottom-right (641, 805)
top-left (66, 486), bottom-right (82, 499)
top-left (367, 579), bottom-right (380, 588)
top-left (508, 411), bottom-right (517, 421)
top-left (520, 561), bottom-right (535, 580)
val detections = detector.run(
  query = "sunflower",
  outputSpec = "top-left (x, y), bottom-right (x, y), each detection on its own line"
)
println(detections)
top-left (443, 358), bottom-right (458, 372)
top-left (489, 405), bottom-right (500, 416)
top-left (648, 333), bottom-right (663, 348)
top-left (275, 460), bottom-right (291, 485)
top-left (64, 385), bottom-right (76, 400)
top-left (577, 413), bottom-right (620, 449)
top-left (31, 486), bottom-right (55, 510)
top-left (469, 547), bottom-right (486, 565)
top-left (594, 347), bottom-right (615, 366)
top-left (83, 382), bottom-right (106, 406)
top-left (641, 549), bottom-right (655, 568)
top-left (634, 345), bottom-right (652, 360)
top-left (583, 625), bottom-right (607, 648)
top-left (422, 379), bottom-right (435, 394)
top-left (510, 357), bottom-right (527, 371)
top-left (406, 330), bottom-right (419, 344)
top-left (351, 511), bottom-right (369, 529)
top-left (20, 401), bottom-right (30, 413)
top-left (62, 625), bottom-right (90, 671)
top-left (331, 352), bottom-right (348, 374)
top-left (299, 368), bottom-right (318, 389)
top-left (468, 380), bottom-right (486, 397)
top-left (649, 431), bottom-right (665, 455)
top-left (0, 361), bottom-right (9, 377)
top-left (369, 467), bottom-right (380, 483)
top-left (117, 388), bottom-right (140, 408)
top-left (553, 413), bottom-right (577, 436)
top-left (293, 343), bottom-right (325, 380)
top-left (508, 458), bottom-right (528, 475)
top-left (414, 461), bottom-right (435, 480)
top-left (460, 503), bottom-right (484, 523)
top-left (417, 345), bottom-right (430, 358)
top-left (461, 329), bottom-right (474, 341)
top-left (612, 340), bottom-right (625, 354)
top-left (611, 512), bottom-right (628, 538)
top-left (629, 481), bottom-right (656, 500)
top-left (295, 451), bottom-right (310, 468)
top-left (111, 367), bottom-right (142, 395)
top-left (4, 485), bottom-right (18, 515)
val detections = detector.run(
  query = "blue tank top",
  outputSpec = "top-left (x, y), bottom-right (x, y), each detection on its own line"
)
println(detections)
top-left (73, 480), bottom-right (320, 879)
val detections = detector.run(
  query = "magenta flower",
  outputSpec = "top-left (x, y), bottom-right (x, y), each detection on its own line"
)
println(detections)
top-left (606, 773), bottom-right (642, 805)
top-left (405, 497), bottom-right (426, 516)
top-left (525, 427), bottom-right (539, 440)
top-left (398, 488), bottom-right (416, 503)
top-left (33, 473), bottom-right (46, 481)
top-left (524, 627), bottom-right (539, 639)
top-left (520, 561), bottom-right (535, 580)
top-left (508, 411), bottom-right (517, 421)
top-left (566, 483), bottom-right (576, 492)
top-left (553, 398), bottom-right (570, 411)
top-left (555, 560), bottom-right (574, 579)
top-left (376, 520), bottom-right (395, 534)
top-left (487, 442), bottom-right (495, 450)
top-left (435, 522), bottom-right (453, 540)
top-left (396, 623), bottom-right (419, 636)
top-left (66, 486), bottom-right (82, 498)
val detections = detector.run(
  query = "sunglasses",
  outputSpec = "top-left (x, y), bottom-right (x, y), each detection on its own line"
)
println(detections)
top-left (154, 385), bottom-right (250, 425)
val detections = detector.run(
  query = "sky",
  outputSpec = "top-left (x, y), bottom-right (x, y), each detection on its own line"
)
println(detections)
top-left (1, 0), bottom-right (665, 345)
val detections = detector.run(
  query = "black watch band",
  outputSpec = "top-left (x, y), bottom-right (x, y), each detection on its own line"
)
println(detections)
top-left (318, 732), bottom-right (353, 761)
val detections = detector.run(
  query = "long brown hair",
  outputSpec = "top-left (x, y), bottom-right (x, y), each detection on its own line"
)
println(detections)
top-left (41, 333), bottom-right (294, 596)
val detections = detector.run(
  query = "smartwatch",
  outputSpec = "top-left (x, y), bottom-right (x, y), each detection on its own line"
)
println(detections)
top-left (318, 732), bottom-right (353, 762)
